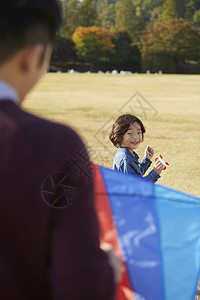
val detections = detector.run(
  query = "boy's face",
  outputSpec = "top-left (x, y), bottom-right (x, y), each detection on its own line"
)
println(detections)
top-left (121, 122), bottom-right (143, 152)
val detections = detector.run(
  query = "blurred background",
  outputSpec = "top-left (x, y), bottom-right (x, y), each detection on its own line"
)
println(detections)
top-left (50, 0), bottom-right (200, 74)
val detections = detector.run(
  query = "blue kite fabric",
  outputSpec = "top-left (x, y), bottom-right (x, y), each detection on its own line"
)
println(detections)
top-left (96, 166), bottom-right (200, 300)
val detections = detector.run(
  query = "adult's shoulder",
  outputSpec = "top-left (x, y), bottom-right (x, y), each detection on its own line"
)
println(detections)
top-left (5, 103), bottom-right (86, 161)
top-left (20, 106), bottom-right (82, 146)
top-left (0, 101), bottom-right (78, 138)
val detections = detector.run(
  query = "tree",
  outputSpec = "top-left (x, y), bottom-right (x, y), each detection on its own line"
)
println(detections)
top-left (78, 0), bottom-right (99, 27)
top-left (115, 0), bottom-right (134, 32)
top-left (51, 36), bottom-right (77, 71)
top-left (185, 0), bottom-right (200, 21)
top-left (149, 6), bottom-right (163, 24)
top-left (141, 0), bottom-right (165, 21)
top-left (97, 0), bottom-right (116, 30)
top-left (109, 31), bottom-right (141, 71)
top-left (61, 0), bottom-right (98, 37)
top-left (161, 0), bottom-right (179, 21)
top-left (57, 0), bottom-right (200, 73)
top-left (141, 18), bottom-right (200, 72)
top-left (72, 26), bottom-right (114, 70)
top-left (193, 9), bottom-right (200, 27)
top-left (115, 0), bottom-right (145, 45)
top-left (62, 0), bottom-right (81, 38)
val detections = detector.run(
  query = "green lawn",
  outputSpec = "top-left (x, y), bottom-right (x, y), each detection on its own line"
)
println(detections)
top-left (23, 73), bottom-right (200, 197)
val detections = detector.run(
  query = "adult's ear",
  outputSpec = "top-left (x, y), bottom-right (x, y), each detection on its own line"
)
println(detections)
top-left (20, 44), bottom-right (44, 74)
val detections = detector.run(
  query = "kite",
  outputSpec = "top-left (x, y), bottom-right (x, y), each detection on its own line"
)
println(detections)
top-left (94, 165), bottom-right (200, 300)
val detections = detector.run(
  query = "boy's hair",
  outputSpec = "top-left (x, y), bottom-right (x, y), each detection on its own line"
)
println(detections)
top-left (0, 0), bottom-right (62, 65)
top-left (109, 114), bottom-right (146, 148)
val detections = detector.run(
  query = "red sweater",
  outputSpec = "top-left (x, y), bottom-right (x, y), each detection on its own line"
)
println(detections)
top-left (0, 100), bottom-right (115, 300)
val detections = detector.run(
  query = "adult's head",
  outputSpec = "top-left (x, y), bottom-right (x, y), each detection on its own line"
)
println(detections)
top-left (0, 0), bottom-right (62, 65)
top-left (0, 0), bottom-right (62, 102)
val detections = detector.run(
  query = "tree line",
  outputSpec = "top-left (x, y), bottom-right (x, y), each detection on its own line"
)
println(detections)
top-left (51, 0), bottom-right (200, 73)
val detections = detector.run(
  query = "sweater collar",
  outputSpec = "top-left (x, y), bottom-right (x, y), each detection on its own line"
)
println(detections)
top-left (0, 80), bottom-right (19, 105)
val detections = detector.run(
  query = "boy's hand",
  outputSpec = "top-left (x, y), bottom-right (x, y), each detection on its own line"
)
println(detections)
top-left (145, 145), bottom-right (154, 160)
top-left (101, 243), bottom-right (122, 283)
top-left (154, 160), bottom-right (165, 175)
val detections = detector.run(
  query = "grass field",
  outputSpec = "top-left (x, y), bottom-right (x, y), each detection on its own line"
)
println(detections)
top-left (23, 73), bottom-right (200, 197)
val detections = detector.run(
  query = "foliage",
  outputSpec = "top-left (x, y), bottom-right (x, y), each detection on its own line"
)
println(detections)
top-left (62, 0), bottom-right (80, 38)
top-left (184, 0), bottom-right (200, 20)
top-left (193, 9), bottom-right (200, 26)
top-left (161, 0), bottom-right (180, 21)
top-left (61, 0), bottom-right (200, 38)
top-left (72, 26), bottom-right (114, 66)
top-left (115, 0), bottom-right (145, 45)
top-left (141, 0), bottom-right (165, 22)
top-left (62, 0), bottom-right (98, 37)
top-left (141, 18), bottom-right (200, 72)
top-left (78, 0), bottom-right (98, 27)
top-left (51, 35), bottom-right (77, 71)
top-left (115, 0), bottom-right (134, 32)
top-left (97, 0), bottom-right (116, 30)
top-left (109, 31), bottom-right (141, 70)
top-left (56, 0), bottom-right (200, 73)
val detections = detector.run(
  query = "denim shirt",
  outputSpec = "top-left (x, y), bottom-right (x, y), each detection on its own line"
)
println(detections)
top-left (113, 146), bottom-right (160, 183)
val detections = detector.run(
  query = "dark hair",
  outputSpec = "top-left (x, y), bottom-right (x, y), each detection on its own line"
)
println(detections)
top-left (0, 0), bottom-right (62, 64)
top-left (109, 114), bottom-right (146, 148)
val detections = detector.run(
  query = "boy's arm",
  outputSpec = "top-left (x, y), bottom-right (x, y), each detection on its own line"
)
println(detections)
top-left (143, 169), bottom-right (161, 183)
top-left (139, 156), bottom-right (152, 175)
top-left (140, 157), bottom-right (161, 182)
